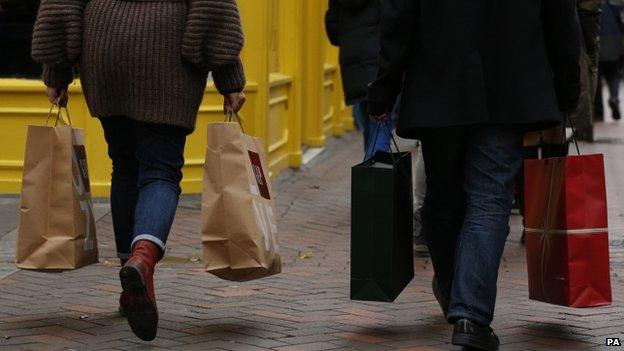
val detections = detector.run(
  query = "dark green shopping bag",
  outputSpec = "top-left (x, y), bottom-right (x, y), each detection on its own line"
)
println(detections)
top-left (351, 145), bottom-right (414, 302)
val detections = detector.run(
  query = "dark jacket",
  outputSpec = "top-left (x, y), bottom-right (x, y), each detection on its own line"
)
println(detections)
top-left (579, 0), bottom-right (602, 66)
top-left (368, 0), bottom-right (581, 138)
top-left (599, 2), bottom-right (624, 62)
top-left (326, 0), bottom-right (381, 105)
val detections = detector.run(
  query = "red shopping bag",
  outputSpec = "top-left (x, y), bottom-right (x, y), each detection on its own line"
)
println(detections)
top-left (524, 154), bottom-right (611, 307)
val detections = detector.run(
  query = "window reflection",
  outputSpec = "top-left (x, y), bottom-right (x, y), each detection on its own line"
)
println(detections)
top-left (0, 0), bottom-right (41, 79)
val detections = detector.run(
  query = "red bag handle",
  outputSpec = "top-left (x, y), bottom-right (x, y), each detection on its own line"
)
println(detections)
top-left (546, 113), bottom-right (581, 156)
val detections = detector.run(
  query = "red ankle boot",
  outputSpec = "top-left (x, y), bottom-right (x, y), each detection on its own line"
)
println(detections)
top-left (119, 240), bottom-right (160, 341)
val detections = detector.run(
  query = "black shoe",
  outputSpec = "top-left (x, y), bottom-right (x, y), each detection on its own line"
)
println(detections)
top-left (609, 100), bottom-right (621, 120)
top-left (452, 318), bottom-right (500, 351)
top-left (431, 277), bottom-right (449, 317)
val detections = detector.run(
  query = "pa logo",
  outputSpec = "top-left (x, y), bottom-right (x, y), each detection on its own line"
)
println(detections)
top-left (606, 338), bottom-right (622, 346)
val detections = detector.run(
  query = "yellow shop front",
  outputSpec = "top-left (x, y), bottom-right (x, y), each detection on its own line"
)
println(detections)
top-left (0, 0), bottom-right (353, 197)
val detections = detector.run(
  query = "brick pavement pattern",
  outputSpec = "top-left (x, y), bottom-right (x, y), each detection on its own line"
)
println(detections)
top-left (0, 123), bottom-right (623, 350)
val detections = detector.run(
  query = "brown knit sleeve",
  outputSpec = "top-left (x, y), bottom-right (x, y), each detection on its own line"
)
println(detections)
top-left (42, 64), bottom-right (74, 89)
top-left (182, 0), bottom-right (245, 72)
top-left (212, 58), bottom-right (246, 94)
top-left (31, 0), bottom-right (85, 87)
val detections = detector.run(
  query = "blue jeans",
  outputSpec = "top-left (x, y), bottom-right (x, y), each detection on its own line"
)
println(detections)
top-left (99, 116), bottom-right (187, 259)
top-left (353, 101), bottom-right (394, 160)
top-left (420, 125), bottom-right (524, 326)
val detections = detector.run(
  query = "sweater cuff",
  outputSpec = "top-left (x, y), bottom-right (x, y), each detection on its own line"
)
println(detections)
top-left (212, 58), bottom-right (246, 95)
top-left (367, 83), bottom-right (396, 117)
top-left (43, 64), bottom-right (74, 89)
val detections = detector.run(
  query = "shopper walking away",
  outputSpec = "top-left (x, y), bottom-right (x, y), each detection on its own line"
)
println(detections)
top-left (325, 0), bottom-right (394, 160)
top-left (595, 0), bottom-right (624, 121)
top-left (368, 1), bottom-right (581, 350)
top-left (31, 0), bottom-right (247, 341)
top-left (573, 0), bottom-right (603, 140)
top-left (515, 0), bottom-right (599, 240)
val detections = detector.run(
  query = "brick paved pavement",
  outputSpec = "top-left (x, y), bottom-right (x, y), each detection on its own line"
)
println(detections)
top-left (0, 122), bottom-right (623, 350)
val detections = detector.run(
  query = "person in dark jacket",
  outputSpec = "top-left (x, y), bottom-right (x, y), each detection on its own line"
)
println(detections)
top-left (573, 0), bottom-right (603, 140)
top-left (368, 1), bottom-right (580, 350)
top-left (515, 0), bottom-right (601, 231)
top-left (596, 0), bottom-right (624, 121)
top-left (325, 0), bottom-right (394, 159)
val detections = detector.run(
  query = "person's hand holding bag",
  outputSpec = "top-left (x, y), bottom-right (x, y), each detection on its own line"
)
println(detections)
top-left (224, 91), bottom-right (246, 114)
top-left (46, 86), bottom-right (69, 107)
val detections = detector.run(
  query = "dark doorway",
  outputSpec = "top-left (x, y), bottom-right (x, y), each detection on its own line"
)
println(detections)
top-left (0, 0), bottom-right (41, 79)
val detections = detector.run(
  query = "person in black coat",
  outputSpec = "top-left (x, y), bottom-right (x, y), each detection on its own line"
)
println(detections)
top-left (595, 0), bottom-right (624, 121)
top-left (326, 0), bottom-right (394, 159)
top-left (368, 1), bottom-right (581, 350)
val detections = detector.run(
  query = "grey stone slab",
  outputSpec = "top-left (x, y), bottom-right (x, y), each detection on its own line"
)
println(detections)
top-left (0, 197), bottom-right (19, 240)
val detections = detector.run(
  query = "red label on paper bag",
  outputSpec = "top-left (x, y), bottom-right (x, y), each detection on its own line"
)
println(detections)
top-left (248, 151), bottom-right (271, 200)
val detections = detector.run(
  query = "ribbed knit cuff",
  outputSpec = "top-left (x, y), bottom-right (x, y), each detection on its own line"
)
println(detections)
top-left (43, 64), bottom-right (74, 89)
top-left (212, 58), bottom-right (246, 95)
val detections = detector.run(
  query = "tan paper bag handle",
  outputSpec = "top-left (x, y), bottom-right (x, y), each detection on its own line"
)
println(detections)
top-left (45, 103), bottom-right (72, 127)
top-left (225, 111), bottom-right (245, 133)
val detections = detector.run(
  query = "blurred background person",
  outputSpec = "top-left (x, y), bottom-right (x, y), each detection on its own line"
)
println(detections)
top-left (411, 141), bottom-right (428, 254)
top-left (573, 0), bottom-right (603, 141)
top-left (325, 0), bottom-right (394, 160)
top-left (515, 0), bottom-right (601, 244)
top-left (325, 1), bottom-right (427, 253)
top-left (595, 0), bottom-right (624, 122)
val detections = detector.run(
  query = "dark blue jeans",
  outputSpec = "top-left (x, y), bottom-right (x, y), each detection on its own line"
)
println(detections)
top-left (99, 116), bottom-right (187, 259)
top-left (420, 125), bottom-right (524, 326)
top-left (353, 101), bottom-right (395, 160)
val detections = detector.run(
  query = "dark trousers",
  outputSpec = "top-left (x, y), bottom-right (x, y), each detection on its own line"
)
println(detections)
top-left (99, 116), bottom-right (187, 259)
top-left (595, 60), bottom-right (621, 118)
top-left (420, 125), bottom-right (524, 326)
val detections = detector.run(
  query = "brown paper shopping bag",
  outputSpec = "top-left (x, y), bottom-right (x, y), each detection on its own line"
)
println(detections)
top-left (202, 118), bottom-right (281, 282)
top-left (16, 106), bottom-right (98, 270)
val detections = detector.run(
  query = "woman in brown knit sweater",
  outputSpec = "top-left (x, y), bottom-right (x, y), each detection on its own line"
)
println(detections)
top-left (31, 0), bottom-right (247, 341)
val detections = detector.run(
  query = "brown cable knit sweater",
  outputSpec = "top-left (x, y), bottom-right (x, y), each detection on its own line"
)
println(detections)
top-left (31, 0), bottom-right (246, 131)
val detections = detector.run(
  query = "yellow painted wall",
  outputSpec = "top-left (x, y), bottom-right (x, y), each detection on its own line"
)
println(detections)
top-left (0, 0), bottom-right (353, 197)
